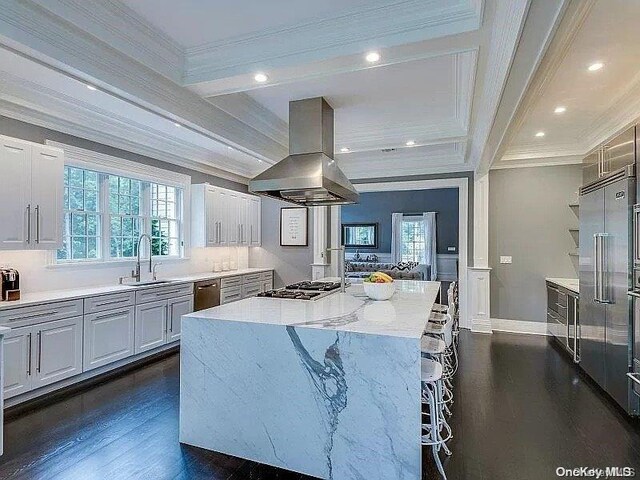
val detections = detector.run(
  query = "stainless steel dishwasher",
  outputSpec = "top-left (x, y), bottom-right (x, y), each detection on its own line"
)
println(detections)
top-left (194, 279), bottom-right (221, 311)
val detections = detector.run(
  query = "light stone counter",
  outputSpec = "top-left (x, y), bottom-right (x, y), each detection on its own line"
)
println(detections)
top-left (546, 277), bottom-right (579, 294)
top-left (179, 280), bottom-right (440, 480)
top-left (0, 267), bottom-right (273, 310)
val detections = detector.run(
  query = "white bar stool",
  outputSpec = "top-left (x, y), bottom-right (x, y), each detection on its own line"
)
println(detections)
top-left (421, 358), bottom-right (451, 479)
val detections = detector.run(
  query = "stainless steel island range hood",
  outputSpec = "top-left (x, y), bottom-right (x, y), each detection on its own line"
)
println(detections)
top-left (249, 97), bottom-right (359, 206)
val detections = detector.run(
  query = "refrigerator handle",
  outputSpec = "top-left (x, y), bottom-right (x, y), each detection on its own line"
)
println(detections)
top-left (594, 234), bottom-right (601, 303)
top-left (601, 233), bottom-right (612, 304)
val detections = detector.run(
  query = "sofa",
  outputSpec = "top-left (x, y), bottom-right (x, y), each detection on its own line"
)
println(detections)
top-left (345, 261), bottom-right (427, 280)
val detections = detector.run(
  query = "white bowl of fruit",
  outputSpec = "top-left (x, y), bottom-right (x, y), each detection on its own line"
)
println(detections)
top-left (363, 272), bottom-right (396, 300)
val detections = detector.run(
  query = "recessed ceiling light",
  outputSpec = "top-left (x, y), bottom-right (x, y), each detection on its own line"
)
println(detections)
top-left (365, 51), bottom-right (381, 63)
top-left (340, 147), bottom-right (351, 153)
top-left (86, 84), bottom-right (97, 91)
top-left (227, 146), bottom-right (233, 150)
top-left (535, 131), bottom-right (545, 137)
top-left (588, 62), bottom-right (603, 72)
top-left (174, 122), bottom-right (181, 127)
top-left (554, 106), bottom-right (566, 114)
top-left (406, 140), bottom-right (416, 146)
top-left (254, 73), bottom-right (268, 83)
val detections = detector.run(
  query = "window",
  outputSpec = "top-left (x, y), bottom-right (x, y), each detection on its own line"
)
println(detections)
top-left (109, 176), bottom-right (143, 259)
top-left (58, 166), bottom-right (101, 261)
top-left (56, 167), bottom-right (184, 264)
top-left (150, 184), bottom-right (180, 257)
top-left (401, 218), bottom-right (426, 263)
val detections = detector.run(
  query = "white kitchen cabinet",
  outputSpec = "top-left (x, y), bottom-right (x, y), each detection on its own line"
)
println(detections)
top-left (191, 184), bottom-right (261, 248)
top-left (226, 190), bottom-right (241, 246)
top-left (0, 135), bottom-right (63, 250)
top-left (32, 316), bottom-right (83, 389)
top-left (3, 316), bottom-right (82, 398)
top-left (248, 196), bottom-right (262, 246)
top-left (0, 138), bottom-right (31, 249)
top-left (167, 295), bottom-right (192, 343)
top-left (3, 326), bottom-right (32, 398)
top-left (135, 300), bottom-right (168, 354)
top-left (84, 306), bottom-right (135, 371)
top-left (135, 285), bottom-right (194, 352)
top-left (30, 145), bottom-right (64, 248)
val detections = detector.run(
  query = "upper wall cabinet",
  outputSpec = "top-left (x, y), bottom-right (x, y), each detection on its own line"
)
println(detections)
top-left (191, 184), bottom-right (262, 248)
top-left (0, 136), bottom-right (64, 250)
top-left (583, 126), bottom-right (636, 185)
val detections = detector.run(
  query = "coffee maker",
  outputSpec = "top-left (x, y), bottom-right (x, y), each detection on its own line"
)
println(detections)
top-left (1, 267), bottom-right (20, 301)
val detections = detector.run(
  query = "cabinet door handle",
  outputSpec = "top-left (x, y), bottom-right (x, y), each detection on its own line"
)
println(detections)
top-left (94, 309), bottom-right (129, 320)
top-left (26, 204), bottom-right (31, 244)
top-left (35, 205), bottom-right (40, 243)
top-left (27, 332), bottom-right (32, 376)
top-left (37, 331), bottom-right (42, 373)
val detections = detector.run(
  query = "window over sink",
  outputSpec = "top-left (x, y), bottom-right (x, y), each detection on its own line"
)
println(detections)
top-left (56, 166), bottom-right (184, 264)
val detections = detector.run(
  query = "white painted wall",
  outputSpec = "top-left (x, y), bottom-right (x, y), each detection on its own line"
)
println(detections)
top-left (0, 247), bottom-right (248, 294)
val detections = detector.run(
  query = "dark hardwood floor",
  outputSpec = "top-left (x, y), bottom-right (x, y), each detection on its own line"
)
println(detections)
top-left (1, 331), bottom-right (639, 479)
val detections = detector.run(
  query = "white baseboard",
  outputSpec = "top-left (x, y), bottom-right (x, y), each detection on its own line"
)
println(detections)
top-left (491, 318), bottom-right (549, 336)
top-left (470, 317), bottom-right (493, 334)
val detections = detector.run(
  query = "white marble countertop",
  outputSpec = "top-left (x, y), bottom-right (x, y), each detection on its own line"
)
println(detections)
top-left (546, 277), bottom-right (579, 294)
top-left (184, 280), bottom-right (440, 339)
top-left (0, 267), bottom-right (274, 311)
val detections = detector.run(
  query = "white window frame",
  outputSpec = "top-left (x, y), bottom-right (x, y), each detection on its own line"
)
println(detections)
top-left (400, 215), bottom-right (426, 263)
top-left (46, 141), bottom-right (191, 267)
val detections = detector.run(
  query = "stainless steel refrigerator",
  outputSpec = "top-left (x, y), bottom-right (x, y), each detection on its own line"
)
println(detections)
top-left (579, 165), bottom-right (638, 414)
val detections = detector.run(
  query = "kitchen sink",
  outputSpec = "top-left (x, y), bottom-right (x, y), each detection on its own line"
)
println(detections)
top-left (119, 279), bottom-right (173, 287)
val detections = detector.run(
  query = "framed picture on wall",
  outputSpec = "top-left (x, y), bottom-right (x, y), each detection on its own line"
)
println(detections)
top-left (280, 207), bottom-right (308, 246)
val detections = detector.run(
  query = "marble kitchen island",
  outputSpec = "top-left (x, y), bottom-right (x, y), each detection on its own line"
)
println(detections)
top-left (179, 281), bottom-right (440, 480)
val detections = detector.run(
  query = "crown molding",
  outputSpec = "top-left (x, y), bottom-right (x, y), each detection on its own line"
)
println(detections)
top-left (183, 0), bottom-right (483, 85)
top-left (337, 141), bottom-right (467, 179)
top-left (29, 0), bottom-right (184, 82)
top-left (0, 99), bottom-right (250, 186)
top-left (491, 154), bottom-right (582, 170)
top-left (0, 70), bottom-right (255, 184)
top-left (0, 2), bottom-right (288, 163)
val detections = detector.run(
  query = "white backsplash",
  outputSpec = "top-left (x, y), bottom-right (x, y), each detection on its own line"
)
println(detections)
top-left (0, 247), bottom-right (249, 294)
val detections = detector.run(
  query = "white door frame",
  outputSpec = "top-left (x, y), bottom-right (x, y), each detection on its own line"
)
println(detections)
top-left (338, 178), bottom-right (470, 329)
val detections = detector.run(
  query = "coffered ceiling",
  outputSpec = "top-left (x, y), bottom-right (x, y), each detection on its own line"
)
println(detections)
top-left (493, 0), bottom-right (640, 170)
top-left (0, 0), bottom-right (568, 182)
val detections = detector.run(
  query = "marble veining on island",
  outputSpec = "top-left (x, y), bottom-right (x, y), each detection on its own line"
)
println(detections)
top-left (179, 281), bottom-right (439, 480)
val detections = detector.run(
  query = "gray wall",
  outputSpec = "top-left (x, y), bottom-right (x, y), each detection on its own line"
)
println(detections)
top-left (352, 171), bottom-right (474, 261)
top-left (248, 197), bottom-right (314, 287)
top-left (0, 116), bottom-right (247, 192)
top-left (489, 165), bottom-right (581, 322)
top-left (341, 189), bottom-right (459, 254)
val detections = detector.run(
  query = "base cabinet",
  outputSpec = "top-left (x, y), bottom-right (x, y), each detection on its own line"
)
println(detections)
top-left (83, 307), bottom-right (135, 371)
top-left (3, 316), bottom-right (83, 399)
top-left (135, 295), bottom-right (193, 353)
top-left (167, 295), bottom-right (192, 343)
top-left (135, 300), bottom-right (168, 354)
top-left (3, 327), bottom-right (32, 398)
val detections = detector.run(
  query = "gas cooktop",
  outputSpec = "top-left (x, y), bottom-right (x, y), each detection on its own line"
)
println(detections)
top-left (257, 281), bottom-right (342, 301)
top-left (285, 281), bottom-right (341, 292)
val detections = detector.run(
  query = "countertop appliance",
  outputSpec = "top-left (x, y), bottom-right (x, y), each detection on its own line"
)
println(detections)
top-left (579, 164), bottom-right (638, 415)
top-left (258, 281), bottom-right (342, 301)
top-left (194, 279), bottom-right (220, 312)
top-left (0, 267), bottom-right (20, 301)
top-left (249, 97), bottom-right (359, 206)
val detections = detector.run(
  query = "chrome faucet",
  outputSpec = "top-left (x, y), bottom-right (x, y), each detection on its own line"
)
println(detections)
top-left (132, 234), bottom-right (153, 282)
top-left (326, 245), bottom-right (348, 293)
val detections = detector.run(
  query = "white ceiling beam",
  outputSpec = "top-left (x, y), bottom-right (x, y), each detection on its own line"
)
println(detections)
top-left (484, 0), bottom-right (593, 173)
top-left (0, 0), bottom-right (288, 163)
top-left (183, 0), bottom-right (483, 86)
